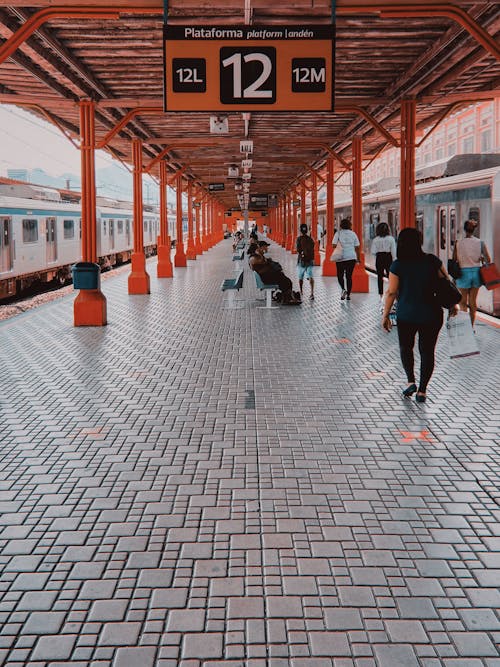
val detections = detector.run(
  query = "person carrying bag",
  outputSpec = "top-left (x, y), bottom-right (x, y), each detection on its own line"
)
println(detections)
top-left (454, 219), bottom-right (492, 328)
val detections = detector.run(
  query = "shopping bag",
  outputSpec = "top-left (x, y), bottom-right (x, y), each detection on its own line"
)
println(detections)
top-left (446, 311), bottom-right (479, 359)
top-left (479, 263), bottom-right (500, 290)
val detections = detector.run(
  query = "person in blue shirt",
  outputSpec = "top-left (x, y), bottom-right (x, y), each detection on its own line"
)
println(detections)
top-left (382, 228), bottom-right (457, 403)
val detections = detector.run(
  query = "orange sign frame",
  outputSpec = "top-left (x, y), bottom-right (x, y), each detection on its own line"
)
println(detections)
top-left (164, 25), bottom-right (335, 112)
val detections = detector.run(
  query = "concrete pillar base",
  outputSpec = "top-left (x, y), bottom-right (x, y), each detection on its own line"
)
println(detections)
top-left (128, 252), bottom-right (151, 294)
top-left (322, 258), bottom-right (337, 276)
top-left (174, 247), bottom-right (187, 267)
top-left (351, 262), bottom-right (370, 293)
top-left (74, 289), bottom-right (107, 326)
top-left (157, 244), bottom-right (173, 278)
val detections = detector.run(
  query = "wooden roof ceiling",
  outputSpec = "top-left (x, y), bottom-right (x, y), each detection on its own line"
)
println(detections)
top-left (0, 1), bottom-right (499, 208)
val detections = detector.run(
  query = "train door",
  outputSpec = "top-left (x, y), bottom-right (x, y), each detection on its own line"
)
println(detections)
top-left (126, 219), bottom-right (131, 246)
top-left (109, 219), bottom-right (115, 249)
top-left (0, 217), bottom-right (13, 272)
top-left (46, 217), bottom-right (57, 262)
top-left (387, 209), bottom-right (399, 238)
top-left (436, 206), bottom-right (457, 264)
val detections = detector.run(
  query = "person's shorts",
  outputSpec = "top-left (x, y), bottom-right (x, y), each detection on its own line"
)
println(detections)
top-left (298, 262), bottom-right (314, 280)
top-left (455, 266), bottom-right (481, 289)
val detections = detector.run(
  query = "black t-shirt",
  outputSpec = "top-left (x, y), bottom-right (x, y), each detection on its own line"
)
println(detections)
top-left (390, 253), bottom-right (443, 323)
top-left (296, 235), bottom-right (315, 263)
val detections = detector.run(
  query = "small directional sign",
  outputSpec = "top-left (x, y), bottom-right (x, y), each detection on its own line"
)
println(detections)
top-left (164, 25), bottom-right (334, 111)
top-left (208, 183), bottom-right (225, 192)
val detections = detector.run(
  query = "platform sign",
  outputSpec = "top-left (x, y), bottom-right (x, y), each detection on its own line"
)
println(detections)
top-left (164, 25), bottom-right (334, 112)
top-left (208, 182), bottom-right (225, 192)
top-left (249, 194), bottom-right (269, 210)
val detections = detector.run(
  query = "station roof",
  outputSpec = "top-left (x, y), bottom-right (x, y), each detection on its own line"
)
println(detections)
top-left (0, 1), bottom-right (499, 208)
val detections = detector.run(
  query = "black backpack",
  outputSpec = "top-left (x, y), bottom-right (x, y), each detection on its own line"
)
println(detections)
top-left (298, 235), bottom-right (315, 263)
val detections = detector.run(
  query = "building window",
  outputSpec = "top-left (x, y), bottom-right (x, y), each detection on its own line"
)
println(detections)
top-left (22, 219), bottom-right (38, 243)
top-left (462, 137), bottom-right (474, 153)
top-left (447, 143), bottom-right (456, 157)
top-left (435, 148), bottom-right (444, 160)
top-left (481, 130), bottom-right (492, 152)
top-left (63, 219), bottom-right (75, 239)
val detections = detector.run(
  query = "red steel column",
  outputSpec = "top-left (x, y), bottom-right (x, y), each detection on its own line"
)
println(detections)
top-left (300, 182), bottom-right (307, 247)
top-left (351, 136), bottom-right (369, 292)
top-left (400, 99), bottom-right (417, 228)
top-left (322, 157), bottom-right (337, 276)
top-left (74, 100), bottom-right (107, 326)
top-left (286, 194), bottom-right (294, 251)
top-left (186, 181), bottom-right (196, 259)
top-left (128, 139), bottom-right (150, 294)
top-left (194, 199), bottom-right (203, 254)
top-left (202, 199), bottom-right (209, 251)
top-left (292, 194), bottom-right (298, 253)
top-left (311, 173), bottom-right (321, 265)
top-left (174, 171), bottom-right (187, 266)
top-left (157, 160), bottom-right (173, 278)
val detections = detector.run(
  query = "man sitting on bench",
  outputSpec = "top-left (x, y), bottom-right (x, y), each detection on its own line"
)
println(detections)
top-left (247, 241), bottom-right (301, 304)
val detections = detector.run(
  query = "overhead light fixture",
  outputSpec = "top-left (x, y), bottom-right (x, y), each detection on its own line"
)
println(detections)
top-left (240, 140), bottom-right (253, 154)
top-left (210, 116), bottom-right (229, 134)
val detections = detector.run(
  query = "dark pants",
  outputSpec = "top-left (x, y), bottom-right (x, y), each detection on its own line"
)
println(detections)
top-left (260, 268), bottom-right (293, 299)
top-left (375, 252), bottom-right (393, 295)
top-left (397, 317), bottom-right (443, 393)
top-left (336, 260), bottom-right (356, 294)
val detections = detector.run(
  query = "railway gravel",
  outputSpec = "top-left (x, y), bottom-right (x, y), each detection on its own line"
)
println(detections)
top-left (0, 263), bottom-right (130, 322)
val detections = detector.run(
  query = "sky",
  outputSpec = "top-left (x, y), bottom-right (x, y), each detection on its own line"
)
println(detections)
top-left (0, 105), bottom-right (161, 202)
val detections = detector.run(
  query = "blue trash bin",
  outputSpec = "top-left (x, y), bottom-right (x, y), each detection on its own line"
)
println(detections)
top-left (72, 262), bottom-right (101, 290)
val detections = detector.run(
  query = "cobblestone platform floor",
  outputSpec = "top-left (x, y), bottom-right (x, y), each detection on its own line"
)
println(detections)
top-left (0, 239), bottom-right (499, 667)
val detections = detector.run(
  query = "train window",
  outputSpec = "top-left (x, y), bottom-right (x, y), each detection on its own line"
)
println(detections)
top-left (416, 212), bottom-right (424, 237)
top-left (468, 207), bottom-right (480, 235)
top-left (22, 219), bottom-right (38, 243)
top-left (117, 220), bottom-right (123, 234)
top-left (450, 209), bottom-right (456, 248)
top-left (439, 209), bottom-right (446, 250)
top-left (103, 220), bottom-right (107, 235)
top-left (63, 220), bottom-right (75, 239)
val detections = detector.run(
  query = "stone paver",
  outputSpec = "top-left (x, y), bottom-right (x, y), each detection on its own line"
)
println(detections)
top-left (0, 239), bottom-right (499, 665)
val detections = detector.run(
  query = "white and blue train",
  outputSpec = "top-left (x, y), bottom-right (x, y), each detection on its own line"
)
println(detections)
top-left (310, 155), bottom-right (500, 317)
top-left (0, 182), bottom-right (176, 300)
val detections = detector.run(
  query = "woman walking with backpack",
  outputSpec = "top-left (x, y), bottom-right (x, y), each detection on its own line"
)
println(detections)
top-left (296, 223), bottom-right (315, 300)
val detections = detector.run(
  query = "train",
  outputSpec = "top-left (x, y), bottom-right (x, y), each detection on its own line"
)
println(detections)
top-left (307, 155), bottom-right (500, 317)
top-left (0, 181), bottom-right (176, 300)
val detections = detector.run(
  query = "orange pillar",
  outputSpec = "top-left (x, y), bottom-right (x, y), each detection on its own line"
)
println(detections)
top-left (300, 182), bottom-right (307, 247)
top-left (128, 139), bottom-right (151, 294)
top-left (174, 171), bottom-right (187, 266)
top-left (202, 199), bottom-right (209, 251)
top-left (351, 136), bottom-right (369, 292)
top-left (279, 198), bottom-right (285, 246)
top-left (311, 173), bottom-right (321, 265)
top-left (286, 194), bottom-right (294, 251)
top-left (292, 195), bottom-right (298, 254)
top-left (157, 160), bottom-right (173, 278)
top-left (322, 157), bottom-right (337, 276)
top-left (74, 100), bottom-right (107, 327)
top-left (186, 181), bottom-right (197, 259)
top-left (400, 99), bottom-right (416, 229)
top-left (194, 200), bottom-right (203, 254)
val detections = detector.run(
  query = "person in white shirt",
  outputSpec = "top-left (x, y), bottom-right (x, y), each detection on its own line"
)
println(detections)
top-left (454, 219), bottom-right (491, 326)
top-left (371, 222), bottom-right (397, 297)
top-left (331, 219), bottom-right (360, 300)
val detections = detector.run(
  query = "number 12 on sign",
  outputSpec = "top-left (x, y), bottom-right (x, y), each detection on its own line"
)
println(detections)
top-left (220, 47), bottom-right (276, 104)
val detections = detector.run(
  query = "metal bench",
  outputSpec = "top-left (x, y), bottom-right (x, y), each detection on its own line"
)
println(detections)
top-left (221, 270), bottom-right (244, 308)
top-left (232, 249), bottom-right (245, 261)
top-left (253, 271), bottom-right (279, 309)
